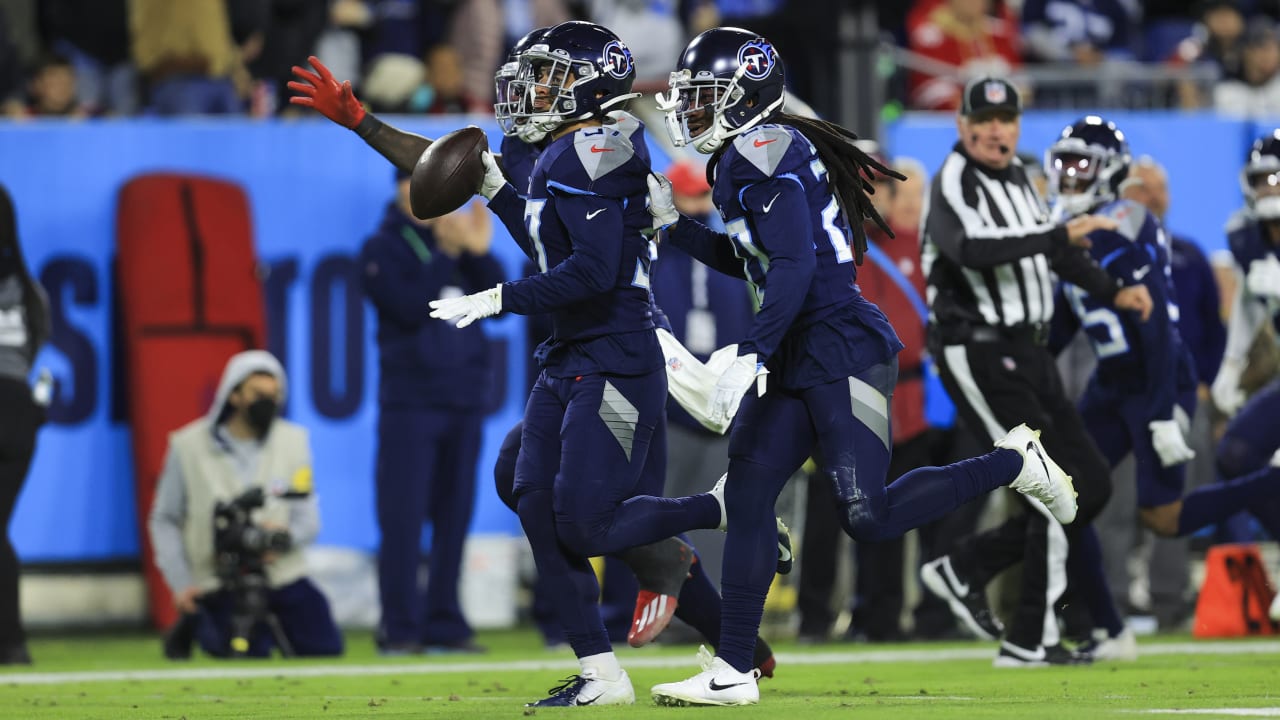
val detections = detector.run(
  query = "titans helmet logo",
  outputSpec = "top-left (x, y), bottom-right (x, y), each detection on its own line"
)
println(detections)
top-left (738, 40), bottom-right (775, 81)
top-left (603, 41), bottom-right (633, 79)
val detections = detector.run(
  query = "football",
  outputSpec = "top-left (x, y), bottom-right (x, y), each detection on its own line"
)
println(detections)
top-left (410, 125), bottom-right (490, 220)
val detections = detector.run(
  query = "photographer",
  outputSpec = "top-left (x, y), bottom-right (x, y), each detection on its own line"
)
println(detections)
top-left (148, 350), bottom-right (342, 658)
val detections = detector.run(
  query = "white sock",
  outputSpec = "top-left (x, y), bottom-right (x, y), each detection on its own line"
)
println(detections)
top-left (580, 652), bottom-right (622, 681)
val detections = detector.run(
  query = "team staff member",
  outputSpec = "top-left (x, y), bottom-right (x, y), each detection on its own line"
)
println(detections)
top-left (361, 170), bottom-right (505, 654)
top-left (919, 77), bottom-right (1152, 667)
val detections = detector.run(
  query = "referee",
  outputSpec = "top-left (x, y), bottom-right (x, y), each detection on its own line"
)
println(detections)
top-left (918, 77), bottom-right (1153, 666)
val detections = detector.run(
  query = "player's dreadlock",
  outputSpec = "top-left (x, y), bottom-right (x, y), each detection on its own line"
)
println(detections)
top-left (707, 112), bottom-right (905, 265)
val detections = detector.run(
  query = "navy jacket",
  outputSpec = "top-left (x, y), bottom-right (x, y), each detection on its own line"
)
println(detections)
top-left (1169, 235), bottom-right (1225, 386)
top-left (360, 203), bottom-right (506, 410)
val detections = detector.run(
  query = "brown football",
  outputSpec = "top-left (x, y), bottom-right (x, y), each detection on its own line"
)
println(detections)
top-left (409, 125), bottom-right (490, 220)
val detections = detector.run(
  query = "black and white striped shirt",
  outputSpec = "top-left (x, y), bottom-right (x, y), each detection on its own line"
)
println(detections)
top-left (921, 142), bottom-right (1118, 336)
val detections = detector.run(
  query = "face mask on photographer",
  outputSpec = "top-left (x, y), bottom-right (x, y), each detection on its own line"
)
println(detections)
top-left (245, 396), bottom-right (278, 438)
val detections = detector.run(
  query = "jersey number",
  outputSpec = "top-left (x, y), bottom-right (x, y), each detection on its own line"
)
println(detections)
top-left (1066, 285), bottom-right (1130, 359)
top-left (810, 158), bottom-right (853, 264)
top-left (525, 199), bottom-right (549, 272)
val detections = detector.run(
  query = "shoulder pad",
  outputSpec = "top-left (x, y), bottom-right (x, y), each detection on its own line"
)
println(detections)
top-left (606, 110), bottom-right (644, 142)
top-left (1096, 199), bottom-right (1148, 242)
top-left (571, 126), bottom-right (636, 182)
top-left (728, 125), bottom-right (803, 179)
top-left (1225, 207), bottom-right (1251, 235)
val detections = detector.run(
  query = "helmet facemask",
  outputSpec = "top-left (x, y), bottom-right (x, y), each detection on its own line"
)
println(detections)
top-left (658, 63), bottom-right (782, 154)
top-left (510, 44), bottom-right (636, 141)
top-left (1046, 141), bottom-right (1127, 219)
top-left (1243, 153), bottom-right (1280, 221)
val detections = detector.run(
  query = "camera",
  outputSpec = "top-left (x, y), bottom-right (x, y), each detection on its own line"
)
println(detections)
top-left (212, 487), bottom-right (295, 657)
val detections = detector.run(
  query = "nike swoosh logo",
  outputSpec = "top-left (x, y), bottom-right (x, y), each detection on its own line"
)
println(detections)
top-left (762, 193), bottom-right (781, 213)
top-left (1133, 265), bottom-right (1151, 281)
top-left (1027, 441), bottom-right (1055, 498)
top-left (708, 679), bottom-right (749, 692)
top-left (586, 208), bottom-right (606, 219)
top-left (753, 138), bottom-right (777, 147)
top-left (575, 694), bottom-right (602, 705)
top-left (590, 145), bottom-right (614, 153)
top-left (778, 544), bottom-right (792, 563)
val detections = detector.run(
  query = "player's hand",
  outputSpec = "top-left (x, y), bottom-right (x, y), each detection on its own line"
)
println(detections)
top-left (709, 353), bottom-right (759, 425)
top-left (1246, 255), bottom-right (1280, 300)
top-left (1148, 418), bottom-right (1195, 467)
top-left (1064, 214), bottom-right (1119, 247)
top-left (478, 151), bottom-right (507, 200)
top-left (175, 586), bottom-right (201, 615)
top-left (646, 173), bottom-right (679, 236)
top-left (429, 284), bottom-right (502, 328)
top-left (1113, 284), bottom-right (1152, 321)
top-left (288, 55), bottom-right (366, 129)
top-left (1211, 356), bottom-right (1247, 416)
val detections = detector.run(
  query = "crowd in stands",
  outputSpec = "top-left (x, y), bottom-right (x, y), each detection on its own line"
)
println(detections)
top-left (4, 1), bottom-right (1280, 121)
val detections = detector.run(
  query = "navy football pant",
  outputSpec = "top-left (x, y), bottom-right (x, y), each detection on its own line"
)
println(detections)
top-left (1215, 378), bottom-right (1280, 539)
top-left (514, 369), bottom-right (720, 657)
top-left (716, 359), bottom-right (1020, 672)
top-left (375, 407), bottom-right (481, 647)
top-left (195, 578), bottom-right (343, 657)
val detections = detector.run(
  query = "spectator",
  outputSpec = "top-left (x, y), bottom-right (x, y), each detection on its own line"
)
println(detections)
top-left (1174, 0), bottom-right (1247, 108)
top-left (148, 350), bottom-right (344, 658)
top-left (1022, 0), bottom-right (1140, 65)
top-left (360, 173), bottom-right (504, 654)
top-left (0, 183), bottom-right (50, 665)
top-left (244, 0), bottom-right (329, 117)
top-left (39, 0), bottom-right (138, 115)
top-left (26, 53), bottom-right (86, 117)
top-left (907, 0), bottom-right (1022, 111)
top-left (410, 43), bottom-right (484, 114)
top-left (129, 0), bottom-right (247, 115)
top-left (1213, 20), bottom-right (1280, 116)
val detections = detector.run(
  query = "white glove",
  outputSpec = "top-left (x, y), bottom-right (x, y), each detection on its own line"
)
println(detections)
top-left (1148, 418), bottom-right (1195, 468)
top-left (658, 328), bottom-right (740, 434)
top-left (646, 173), bottom-right (679, 235)
top-left (709, 353), bottom-right (759, 425)
top-left (1211, 356), bottom-right (1247, 417)
top-left (478, 151), bottom-right (507, 200)
top-left (1247, 255), bottom-right (1280, 300)
top-left (428, 283), bottom-right (502, 328)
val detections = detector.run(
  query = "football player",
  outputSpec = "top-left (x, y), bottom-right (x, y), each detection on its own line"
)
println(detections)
top-left (290, 25), bottom-right (782, 701)
top-left (1212, 130), bottom-right (1280, 621)
top-left (645, 28), bottom-right (1078, 706)
top-left (1045, 116), bottom-right (1280, 655)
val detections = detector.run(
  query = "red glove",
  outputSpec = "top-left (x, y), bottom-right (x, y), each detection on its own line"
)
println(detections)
top-left (288, 55), bottom-right (366, 129)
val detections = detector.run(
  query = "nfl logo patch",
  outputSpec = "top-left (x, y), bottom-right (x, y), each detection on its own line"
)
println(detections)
top-left (667, 357), bottom-right (683, 372)
top-left (985, 81), bottom-right (1007, 105)
top-left (1002, 356), bottom-right (1016, 372)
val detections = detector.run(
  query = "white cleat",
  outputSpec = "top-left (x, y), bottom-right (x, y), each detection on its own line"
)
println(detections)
top-left (526, 668), bottom-right (635, 707)
top-left (1089, 627), bottom-right (1138, 662)
top-left (651, 647), bottom-right (760, 707)
top-left (710, 474), bottom-right (728, 530)
top-left (996, 424), bottom-right (1078, 524)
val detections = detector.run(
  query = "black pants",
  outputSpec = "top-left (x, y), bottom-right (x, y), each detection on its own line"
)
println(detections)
top-left (933, 337), bottom-right (1112, 649)
top-left (797, 426), bottom-right (986, 640)
top-left (0, 378), bottom-right (41, 651)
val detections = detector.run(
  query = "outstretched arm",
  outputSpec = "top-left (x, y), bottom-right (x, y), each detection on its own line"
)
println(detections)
top-left (288, 55), bottom-right (432, 174)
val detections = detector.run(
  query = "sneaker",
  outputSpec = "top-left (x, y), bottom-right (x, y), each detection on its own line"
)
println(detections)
top-left (652, 648), bottom-right (760, 706)
top-left (1076, 627), bottom-right (1138, 661)
top-left (624, 537), bottom-right (696, 647)
top-left (993, 642), bottom-right (1092, 668)
top-left (996, 424), bottom-right (1078, 524)
top-left (751, 638), bottom-right (776, 679)
top-left (919, 555), bottom-right (1004, 641)
top-left (526, 669), bottom-right (636, 707)
top-left (776, 517), bottom-right (793, 575)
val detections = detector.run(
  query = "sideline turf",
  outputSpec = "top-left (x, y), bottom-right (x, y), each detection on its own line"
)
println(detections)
top-left (0, 631), bottom-right (1276, 719)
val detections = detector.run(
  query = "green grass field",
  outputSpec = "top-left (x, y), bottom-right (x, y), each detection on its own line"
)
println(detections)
top-left (1, 630), bottom-right (1277, 719)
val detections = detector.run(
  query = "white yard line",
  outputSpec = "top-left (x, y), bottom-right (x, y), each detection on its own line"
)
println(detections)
top-left (0, 641), bottom-right (1276, 686)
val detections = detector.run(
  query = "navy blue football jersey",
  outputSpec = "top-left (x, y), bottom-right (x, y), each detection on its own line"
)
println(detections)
top-left (488, 121), bottom-right (661, 377)
top-left (1226, 209), bottom-right (1280, 339)
top-left (665, 123), bottom-right (901, 388)
top-left (499, 111), bottom-right (648, 196)
top-left (1053, 199), bottom-right (1195, 421)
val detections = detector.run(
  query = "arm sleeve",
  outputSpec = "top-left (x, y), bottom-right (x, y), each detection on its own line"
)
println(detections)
top-left (736, 179), bottom-right (815, 361)
top-left (1047, 284), bottom-right (1080, 356)
top-left (663, 217), bottom-right (749, 280)
top-left (1048, 242), bottom-right (1121, 303)
top-left (1134, 269), bottom-right (1180, 422)
top-left (500, 193), bottom-right (625, 314)
top-left (148, 447), bottom-right (194, 594)
top-left (486, 185), bottom-right (538, 262)
top-left (360, 236), bottom-right (461, 329)
top-left (925, 164), bottom-right (1066, 269)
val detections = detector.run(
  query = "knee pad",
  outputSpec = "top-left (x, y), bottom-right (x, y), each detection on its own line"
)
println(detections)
top-left (1217, 434), bottom-right (1264, 480)
top-left (828, 468), bottom-right (890, 543)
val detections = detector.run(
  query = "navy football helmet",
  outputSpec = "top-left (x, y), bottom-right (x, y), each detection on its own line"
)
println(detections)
top-left (657, 27), bottom-right (786, 153)
top-left (1045, 115), bottom-right (1131, 218)
top-left (508, 21), bottom-right (639, 141)
top-left (1242, 129), bottom-right (1280, 220)
top-left (494, 26), bottom-right (550, 138)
